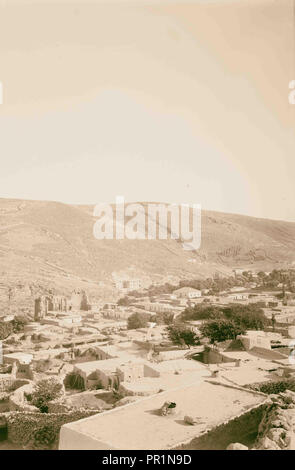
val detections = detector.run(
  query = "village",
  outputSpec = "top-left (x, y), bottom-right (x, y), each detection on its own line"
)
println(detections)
top-left (1, 268), bottom-right (295, 450)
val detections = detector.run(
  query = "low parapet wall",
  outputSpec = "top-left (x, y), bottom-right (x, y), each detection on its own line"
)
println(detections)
top-left (8, 382), bottom-right (36, 412)
top-left (174, 401), bottom-right (268, 450)
top-left (0, 375), bottom-right (14, 392)
top-left (0, 376), bottom-right (30, 393)
top-left (201, 347), bottom-right (236, 365)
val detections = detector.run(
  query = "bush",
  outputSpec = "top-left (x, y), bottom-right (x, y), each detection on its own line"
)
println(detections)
top-left (151, 312), bottom-right (174, 325)
top-left (64, 373), bottom-right (85, 390)
top-left (127, 312), bottom-right (151, 329)
top-left (222, 304), bottom-right (267, 330)
top-left (181, 305), bottom-right (223, 322)
top-left (11, 315), bottom-right (28, 333)
top-left (0, 322), bottom-right (13, 340)
top-left (246, 380), bottom-right (295, 395)
top-left (117, 296), bottom-right (132, 306)
top-left (166, 323), bottom-right (200, 348)
top-left (33, 424), bottom-right (57, 449)
top-left (181, 303), bottom-right (268, 328)
top-left (31, 378), bottom-right (63, 413)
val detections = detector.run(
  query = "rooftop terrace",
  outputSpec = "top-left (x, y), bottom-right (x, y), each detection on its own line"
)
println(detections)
top-left (59, 380), bottom-right (265, 450)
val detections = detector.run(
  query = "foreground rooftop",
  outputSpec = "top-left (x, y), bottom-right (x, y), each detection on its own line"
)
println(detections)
top-left (59, 380), bottom-right (265, 450)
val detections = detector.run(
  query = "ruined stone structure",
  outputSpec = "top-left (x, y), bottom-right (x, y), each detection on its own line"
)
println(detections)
top-left (34, 295), bottom-right (68, 321)
top-left (70, 290), bottom-right (90, 311)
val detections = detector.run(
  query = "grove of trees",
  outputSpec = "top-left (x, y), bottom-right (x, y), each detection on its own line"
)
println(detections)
top-left (200, 319), bottom-right (245, 343)
top-left (127, 312), bottom-right (152, 330)
top-left (180, 303), bottom-right (269, 344)
top-left (166, 323), bottom-right (200, 348)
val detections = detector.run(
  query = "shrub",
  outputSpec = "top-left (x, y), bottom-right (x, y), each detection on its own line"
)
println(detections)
top-left (0, 322), bottom-right (13, 340)
top-left (181, 305), bottom-right (223, 322)
top-left (33, 424), bottom-right (57, 449)
top-left (181, 303), bottom-right (268, 331)
top-left (151, 312), bottom-right (174, 325)
top-left (117, 296), bottom-right (132, 306)
top-left (166, 324), bottom-right (200, 348)
top-left (127, 312), bottom-right (151, 329)
top-left (31, 378), bottom-right (63, 413)
top-left (64, 373), bottom-right (85, 390)
top-left (246, 380), bottom-right (295, 395)
top-left (11, 315), bottom-right (28, 333)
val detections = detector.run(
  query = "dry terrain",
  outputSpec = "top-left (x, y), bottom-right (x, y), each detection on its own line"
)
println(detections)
top-left (0, 197), bottom-right (295, 310)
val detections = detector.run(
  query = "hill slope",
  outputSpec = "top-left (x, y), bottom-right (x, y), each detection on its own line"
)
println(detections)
top-left (0, 198), bottom-right (294, 310)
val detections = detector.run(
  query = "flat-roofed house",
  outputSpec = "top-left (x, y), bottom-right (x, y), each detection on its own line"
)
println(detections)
top-left (173, 287), bottom-right (202, 299)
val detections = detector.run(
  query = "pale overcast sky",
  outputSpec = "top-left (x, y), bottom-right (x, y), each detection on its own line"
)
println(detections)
top-left (0, 0), bottom-right (294, 221)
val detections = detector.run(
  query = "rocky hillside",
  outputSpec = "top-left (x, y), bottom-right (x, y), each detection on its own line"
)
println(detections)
top-left (0, 198), bottom-right (294, 311)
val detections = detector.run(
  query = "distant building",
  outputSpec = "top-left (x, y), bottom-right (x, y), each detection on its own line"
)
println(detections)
top-left (41, 312), bottom-right (82, 328)
top-left (114, 279), bottom-right (141, 292)
top-left (229, 287), bottom-right (247, 292)
top-left (233, 268), bottom-right (245, 276)
top-left (135, 301), bottom-right (182, 314)
top-left (228, 293), bottom-right (249, 301)
top-left (73, 358), bottom-right (152, 390)
top-left (3, 352), bottom-right (33, 365)
top-left (0, 314), bottom-right (14, 322)
top-left (102, 309), bottom-right (132, 320)
top-left (173, 287), bottom-right (202, 299)
top-left (237, 331), bottom-right (273, 351)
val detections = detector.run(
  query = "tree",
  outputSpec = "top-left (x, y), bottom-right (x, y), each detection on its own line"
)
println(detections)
top-left (221, 304), bottom-right (267, 330)
top-left (166, 323), bottom-right (200, 348)
top-left (11, 315), bottom-right (28, 333)
top-left (271, 313), bottom-right (276, 332)
top-left (162, 312), bottom-right (175, 325)
top-left (127, 312), bottom-right (151, 330)
top-left (33, 425), bottom-right (57, 449)
top-left (151, 312), bottom-right (174, 325)
top-left (200, 319), bottom-right (245, 344)
top-left (117, 296), bottom-right (132, 306)
top-left (257, 271), bottom-right (267, 286)
top-left (31, 378), bottom-right (63, 413)
top-left (181, 305), bottom-right (223, 322)
top-left (0, 321), bottom-right (13, 340)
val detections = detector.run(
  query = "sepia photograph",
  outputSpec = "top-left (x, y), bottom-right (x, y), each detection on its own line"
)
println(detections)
top-left (0, 0), bottom-right (295, 456)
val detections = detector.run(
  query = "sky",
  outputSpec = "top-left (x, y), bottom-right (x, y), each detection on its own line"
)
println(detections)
top-left (0, 0), bottom-right (294, 221)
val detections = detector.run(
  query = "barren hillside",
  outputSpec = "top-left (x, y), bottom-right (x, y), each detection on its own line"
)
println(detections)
top-left (0, 198), bottom-right (294, 312)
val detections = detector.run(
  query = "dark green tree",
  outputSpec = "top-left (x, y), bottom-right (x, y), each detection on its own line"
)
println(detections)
top-left (127, 312), bottom-right (151, 330)
top-left (0, 321), bottom-right (13, 340)
top-left (200, 319), bottom-right (245, 343)
top-left (117, 296), bottom-right (132, 306)
top-left (166, 323), bottom-right (200, 348)
top-left (11, 315), bottom-right (28, 333)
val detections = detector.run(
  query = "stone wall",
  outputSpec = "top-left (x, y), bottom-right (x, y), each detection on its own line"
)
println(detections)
top-left (201, 347), bottom-right (236, 365)
top-left (176, 390), bottom-right (295, 450)
top-left (0, 375), bottom-right (14, 392)
top-left (8, 383), bottom-right (36, 412)
top-left (1, 409), bottom-right (100, 449)
top-left (254, 391), bottom-right (295, 450)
